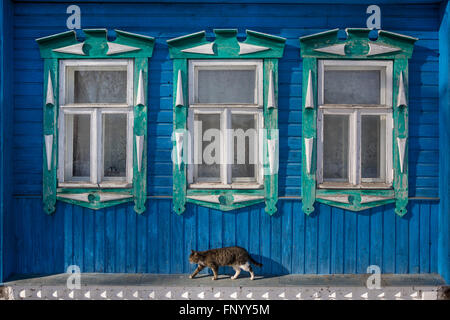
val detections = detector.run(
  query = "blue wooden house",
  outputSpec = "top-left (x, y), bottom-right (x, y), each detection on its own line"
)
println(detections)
top-left (0, 0), bottom-right (448, 285)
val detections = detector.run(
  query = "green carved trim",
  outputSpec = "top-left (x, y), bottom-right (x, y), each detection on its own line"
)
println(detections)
top-left (301, 58), bottom-right (317, 215)
top-left (186, 189), bottom-right (264, 211)
top-left (133, 58), bottom-right (148, 214)
top-left (393, 59), bottom-right (409, 216)
top-left (36, 29), bottom-right (154, 59)
top-left (172, 59), bottom-right (188, 215)
top-left (316, 189), bottom-right (395, 212)
top-left (167, 29), bottom-right (285, 59)
top-left (42, 58), bottom-right (58, 214)
top-left (299, 29), bottom-right (416, 216)
top-left (37, 29), bottom-right (154, 214)
top-left (300, 28), bottom-right (416, 59)
top-left (263, 59), bottom-right (279, 215)
top-left (168, 30), bottom-right (285, 215)
top-left (56, 189), bottom-right (133, 210)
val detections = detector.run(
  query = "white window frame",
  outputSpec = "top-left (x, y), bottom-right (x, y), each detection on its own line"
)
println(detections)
top-left (58, 59), bottom-right (134, 188)
top-left (189, 59), bottom-right (263, 107)
top-left (317, 60), bottom-right (393, 189)
top-left (187, 59), bottom-right (264, 189)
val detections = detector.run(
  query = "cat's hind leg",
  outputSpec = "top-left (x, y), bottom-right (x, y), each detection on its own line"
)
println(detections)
top-left (231, 265), bottom-right (241, 280)
top-left (240, 262), bottom-right (255, 280)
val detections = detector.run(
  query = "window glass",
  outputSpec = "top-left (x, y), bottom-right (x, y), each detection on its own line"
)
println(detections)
top-left (195, 113), bottom-right (221, 181)
top-left (103, 114), bottom-right (127, 178)
top-left (323, 114), bottom-right (349, 181)
top-left (72, 70), bottom-right (127, 104)
top-left (361, 115), bottom-right (386, 180)
top-left (231, 114), bottom-right (257, 180)
top-left (66, 114), bottom-right (90, 178)
top-left (324, 70), bottom-right (380, 105)
top-left (197, 69), bottom-right (255, 104)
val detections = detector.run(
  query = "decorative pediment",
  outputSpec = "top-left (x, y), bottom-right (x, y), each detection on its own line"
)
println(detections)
top-left (36, 29), bottom-right (154, 59)
top-left (167, 29), bottom-right (285, 59)
top-left (186, 191), bottom-right (265, 211)
top-left (300, 28), bottom-right (416, 59)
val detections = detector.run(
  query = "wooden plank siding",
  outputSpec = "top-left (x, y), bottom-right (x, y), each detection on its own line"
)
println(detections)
top-left (12, 2), bottom-right (441, 198)
top-left (4, 1), bottom-right (445, 278)
top-left (10, 198), bottom-right (440, 276)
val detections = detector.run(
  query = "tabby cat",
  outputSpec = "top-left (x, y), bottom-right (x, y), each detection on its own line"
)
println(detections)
top-left (189, 246), bottom-right (262, 280)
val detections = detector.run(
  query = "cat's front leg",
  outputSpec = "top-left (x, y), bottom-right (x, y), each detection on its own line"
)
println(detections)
top-left (211, 266), bottom-right (219, 280)
top-left (189, 265), bottom-right (205, 279)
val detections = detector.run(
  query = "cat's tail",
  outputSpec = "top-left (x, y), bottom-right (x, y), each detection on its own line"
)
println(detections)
top-left (249, 256), bottom-right (263, 267)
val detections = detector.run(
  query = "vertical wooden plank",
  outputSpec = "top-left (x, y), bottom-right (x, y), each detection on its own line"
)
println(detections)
top-left (370, 206), bottom-right (383, 268)
top-left (318, 204), bottom-right (331, 274)
top-left (73, 205), bottom-right (84, 272)
top-left (419, 202), bottom-right (430, 273)
top-left (197, 205), bottom-right (209, 275)
top-left (116, 205), bottom-right (126, 273)
top-left (126, 205), bottom-right (137, 273)
top-left (331, 207), bottom-right (344, 274)
top-left (357, 211), bottom-right (370, 274)
top-left (64, 202), bottom-right (74, 271)
top-left (157, 200), bottom-right (171, 273)
top-left (343, 209), bottom-right (356, 274)
top-left (395, 202), bottom-right (409, 274)
top-left (223, 210), bottom-right (236, 247)
top-left (22, 199), bottom-right (32, 274)
top-left (292, 201), bottom-right (305, 274)
top-left (305, 205), bottom-right (318, 274)
top-left (95, 208), bottom-right (105, 272)
top-left (83, 209), bottom-right (95, 273)
top-left (408, 201), bottom-right (420, 273)
top-left (248, 205), bottom-right (261, 270)
top-left (105, 206), bottom-right (116, 273)
top-left (147, 200), bottom-right (158, 273)
top-left (270, 208), bottom-right (282, 274)
top-left (171, 204), bottom-right (184, 273)
top-left (184, 204), bottom-right (197, 273)
top-left (236, 208), bottom-right (249, 250)
top-left (260, 206), bottom-right (271, 274)
top-left (281, 201), bottom-right (293, 274)
top-left (430, 202), bottom-right (439, 273)
top-left (383, 205), bottom-right (396, 273)
top-left (209, 208), bottom-right (222, 249)
top-left (136, 206), bottom-right (148, 273)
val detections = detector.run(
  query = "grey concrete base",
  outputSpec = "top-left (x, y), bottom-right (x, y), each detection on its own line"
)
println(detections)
top-left (1, 273), bottom-right (447, 300)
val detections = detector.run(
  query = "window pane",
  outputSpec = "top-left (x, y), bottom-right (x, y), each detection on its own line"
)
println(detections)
top-left (197, 69), bottom-right (255, 104)
top-left (66, 114), bottom-right (90, 178)
top-left (361, 115), bottom-right (386, 180)
top-left (73, 70), bottom-right (127, 104)
top-left (323, 114), bottom-right (349, 181)
top-left (195, 113), bottom-right (221, 181)
top-left (103, 114), bottom-right (127, 178)
top-left (324, 70), bottom-right (381, 105)
top-left (231, 114), bottom-right (257, 180)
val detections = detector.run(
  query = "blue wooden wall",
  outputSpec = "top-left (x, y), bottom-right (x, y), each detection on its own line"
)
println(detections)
top-left (3, 1), bottom-right (446, 279)
top-left (1, 0), bottom-right (14, 283)
top-left (12, 198), bottom-right (440, 276)
top-left (438, 0), bottom-right (450, 283)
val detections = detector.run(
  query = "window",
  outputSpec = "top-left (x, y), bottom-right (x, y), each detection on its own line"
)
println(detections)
top-left (167, 29), bottom-right (285, 214)
top-left (58, 60), bottom-right (134, 188)
top-left (299, 28), bottom-right (416, 215)
top-left (317, 60), bottom-right (393, 189)
top-left (187, 60), bottom-right (263, 189)
top-left (37, 29), bottom-right (154, 214)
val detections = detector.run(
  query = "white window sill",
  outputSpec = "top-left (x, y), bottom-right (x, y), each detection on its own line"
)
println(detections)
top-left (189, 182), bottom-right (263, 190)
top-left (318, 182), bottom-right (392, 189)
top-left (58, 182), bottom-right (132, 189)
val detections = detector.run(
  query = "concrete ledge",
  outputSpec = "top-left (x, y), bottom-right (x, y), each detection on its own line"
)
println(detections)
top-left (1, 273), bottom-right (447, 300)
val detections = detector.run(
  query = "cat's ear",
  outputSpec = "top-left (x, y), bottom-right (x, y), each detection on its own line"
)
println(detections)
top-left (191, 249), bottom-right (195, 254)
